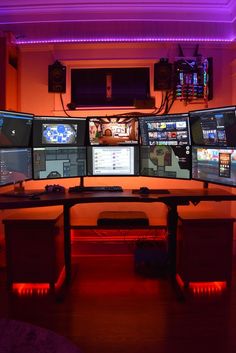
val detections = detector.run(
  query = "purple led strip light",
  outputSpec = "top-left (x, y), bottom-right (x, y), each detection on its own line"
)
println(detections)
top-left (16, 37), bottom-right (234, 44)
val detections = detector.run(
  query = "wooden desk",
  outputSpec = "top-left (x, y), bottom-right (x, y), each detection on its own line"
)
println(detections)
top-left (0, 188), bottom-right (236, 282)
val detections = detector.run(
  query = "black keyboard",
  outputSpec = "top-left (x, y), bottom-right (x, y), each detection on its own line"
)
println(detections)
top-left (68, 186), bottom-right (123, 193)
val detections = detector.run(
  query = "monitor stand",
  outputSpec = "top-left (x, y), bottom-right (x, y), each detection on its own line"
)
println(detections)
top-left (79, 176), bottom-right (85, 188)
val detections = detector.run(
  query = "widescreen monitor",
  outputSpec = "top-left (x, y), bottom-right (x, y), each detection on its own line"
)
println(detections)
top-left (139, 113), bottom-right (190, 146)
top-left (33, 116), bottom-right (87, 147)
top-left (0, 148), bottom-right (32, 186)
top-left (0, 110), bottom-right (33, 147)
top-left (189, 106), bottom-right (236, 147)
top-left (87, 146), bottom-right (139, 176)
top-left (33, 147), bottom-right (86, 180)
top-left (192, 146), bottom-right (236, 187)
top-left (140, 145), bottom-right (191, 180)
top-left (88, 116), bottom-right (139, 145)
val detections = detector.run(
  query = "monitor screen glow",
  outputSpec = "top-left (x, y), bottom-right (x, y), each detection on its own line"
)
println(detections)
top-left (189, 106), bottom-right (236, 147)
top-left (0, 148), bottom-right (32, 186)
top-left (88, 116), bottom-right (139, 146)
top-left (33, 147), bottom-right (86, 180)
top-left (33, 116), bottom-right (87, 147)
top-left (192, 146), bottom-right (236, 187)
top-left (140, 145), bottom-right (191, 180)
top-left (87, 146), bottom-right (139, 176)
top-left (139, 113), bottom-right (190, 146)
top-left (0, 111), bottom-right (33, 147)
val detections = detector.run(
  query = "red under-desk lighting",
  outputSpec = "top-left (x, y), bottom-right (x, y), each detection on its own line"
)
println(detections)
top-left (176, 274), bottom-right (227, 295)
top-left (12, 283), bottom-right (50, 296)
top-left (12, 267), bottom-right (66, 296)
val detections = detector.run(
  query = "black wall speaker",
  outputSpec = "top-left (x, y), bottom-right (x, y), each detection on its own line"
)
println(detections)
top-left (154, 60), bottom-right (173, 91)
top-left (48, 60), bottom-right (66, 93)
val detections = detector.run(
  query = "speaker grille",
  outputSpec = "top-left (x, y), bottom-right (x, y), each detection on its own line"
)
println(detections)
top-left (48, 61), bottom-right (66, 93)
top-left (154, 62), bottom-right (173, 91)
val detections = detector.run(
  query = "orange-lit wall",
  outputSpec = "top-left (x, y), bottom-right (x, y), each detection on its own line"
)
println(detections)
top-left (2, 41), bottom-right (236, 226)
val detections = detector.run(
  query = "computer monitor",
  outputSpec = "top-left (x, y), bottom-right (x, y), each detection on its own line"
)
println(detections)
top-left (140, 145), bottom-right (191, 180)
top-left (189, 106), bottom-right (236, 147)
top-left (192, 146), bottom-right (236, 187)
top-left (33, 147), bottom-right (87, 180)
top-left (139, 113), bottom-right (190, 146)
top-left (0, 110), bottom-right (33, 147)
top-left (0, 148), bottom-right (32, 186)
top-left (87, 146), bottom-right (139, 176)
top-left (88, 116), bottom-right (139, 145)
top-left (33, 116), bottom-right (87, 146)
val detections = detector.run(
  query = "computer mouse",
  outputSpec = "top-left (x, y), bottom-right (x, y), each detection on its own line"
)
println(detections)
top-left (139, 187), bottom-right (150, 194)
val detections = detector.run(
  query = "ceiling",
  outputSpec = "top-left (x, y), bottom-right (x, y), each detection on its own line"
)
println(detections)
top-left (0, 0), bottom-right (235, 44)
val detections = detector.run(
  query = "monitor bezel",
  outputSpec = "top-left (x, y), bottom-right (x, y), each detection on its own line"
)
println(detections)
top-left (139, 112), bottom-right (191, 146)
top-left (32, 115), bottom-right (87, 147)
top-left (191, 145), bottom-right (236, 187)
top-left (0, 110), bottom-right (34, 148)
top-left (139, 145), bottom-right (192, 181)
top-left (87, 115), bottom-right (140, 146)
top-left (87, 145), bottom-right (140, 177)
top-left (189, 105), bottom-right (236, 147)
top-left (32, 146), bottom-right (87, 180)
top-left (0, 147), bottom-right (33, 187)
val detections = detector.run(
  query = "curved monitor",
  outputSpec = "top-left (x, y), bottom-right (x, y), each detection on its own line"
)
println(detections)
top-left (139, 113), bottom-right (190, 146)
top-left (88, 116), bottom-right (139, 146)
top-left (33, 116), bottom-right (87, 147)
top-left (87, 146), bottom-right (139, 176)
top-left (0, 110), bottom-right (33, 147)
top-left (192, 146), bottom-right (236, 187)
top-left (0, 148), bottom-right (32, 186)
top-left (140, 145), bottom-right (191, 180)
top-left (189, 106), bottom-right (236, 147)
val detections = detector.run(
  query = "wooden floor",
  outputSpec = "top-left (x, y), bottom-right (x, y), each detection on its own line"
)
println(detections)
top-left (1, 252), bottom-right (236, 353)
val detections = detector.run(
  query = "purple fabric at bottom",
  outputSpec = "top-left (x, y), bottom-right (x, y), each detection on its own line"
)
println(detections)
top-left (0, 318), bottom-right (82, 353)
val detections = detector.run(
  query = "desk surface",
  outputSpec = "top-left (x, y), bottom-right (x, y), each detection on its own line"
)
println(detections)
top-left (0, 188), bottom-right (235, 209)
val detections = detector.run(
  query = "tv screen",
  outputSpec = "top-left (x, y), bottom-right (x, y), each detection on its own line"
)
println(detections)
top-left (33, 147), bottom-right (86, 180)
top-left (33, 116), bottom-right (87, 147)
top-left (0, 148), bottom-right (32, 186)
top-left (139, 113), bottom-right (190, 146)
top-left (189, 106), bottom-right (236, 147)
top-left (0, 110), bottom-right (33, 147)
top-left (140, 145), bottom-right (191, 179)
top-left (87, 146), bottom-right (139, 176)
top-left (88, 116), bottom-right (139, 146)
top-left (192, 146), bottom-right (236, 187)
top-left (71, 67), bottom-right (150, 107)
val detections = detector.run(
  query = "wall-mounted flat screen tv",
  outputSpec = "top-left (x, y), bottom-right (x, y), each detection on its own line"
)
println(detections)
top-left (70, 67), bottom-right (150, 107)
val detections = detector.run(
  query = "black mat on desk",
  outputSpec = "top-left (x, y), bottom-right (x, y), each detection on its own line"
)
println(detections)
top-left (97, 211), bottom-right (149, 226)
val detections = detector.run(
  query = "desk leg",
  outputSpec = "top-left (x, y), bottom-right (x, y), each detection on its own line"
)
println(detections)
top-left (167, 204), bottom-right (178, 277)
top-left (63, 204), bottom-right (71, 283)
